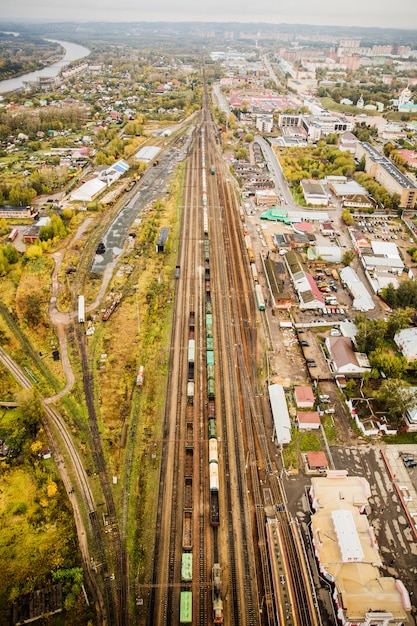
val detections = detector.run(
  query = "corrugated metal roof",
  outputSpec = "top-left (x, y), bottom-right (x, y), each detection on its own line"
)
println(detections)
top-left (268, 384), bottom-right (291, 445)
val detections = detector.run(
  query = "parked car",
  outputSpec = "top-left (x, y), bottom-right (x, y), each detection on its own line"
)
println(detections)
top-left (306, 358), bottom-right (316, 364)
top-left (300, 340), bottom-right (310, 347)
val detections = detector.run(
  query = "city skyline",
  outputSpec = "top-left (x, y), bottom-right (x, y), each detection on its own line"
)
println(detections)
top-left (1, 0), bottom-right (417, 32)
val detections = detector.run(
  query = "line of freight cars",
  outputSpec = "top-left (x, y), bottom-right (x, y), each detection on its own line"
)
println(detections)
top-left (202, 125), bottom-right (224, 624)
top-left (179, 125), bottom-right (223, 625)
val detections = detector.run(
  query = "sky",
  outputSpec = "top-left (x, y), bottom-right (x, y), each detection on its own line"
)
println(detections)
top-left (1, 0), bottom-right (417, 31)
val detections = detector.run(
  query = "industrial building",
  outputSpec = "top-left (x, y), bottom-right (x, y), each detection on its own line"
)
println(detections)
top-left (309, 473), bottom-right (411, 625)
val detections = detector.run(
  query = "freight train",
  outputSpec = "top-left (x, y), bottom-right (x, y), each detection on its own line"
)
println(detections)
top-left (202, 128), bottom-right (222, 620)
top-left (179, 127), bottom-right (224, 623)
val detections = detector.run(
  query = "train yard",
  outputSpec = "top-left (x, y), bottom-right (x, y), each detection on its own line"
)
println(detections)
top-left (1, 76), bottom-right (329, 626)
top-left (144, 81), bottom-right (323, 626)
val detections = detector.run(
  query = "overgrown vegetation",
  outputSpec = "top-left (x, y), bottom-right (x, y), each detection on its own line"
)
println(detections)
top-left (0, 392), bottom-right (93, 624)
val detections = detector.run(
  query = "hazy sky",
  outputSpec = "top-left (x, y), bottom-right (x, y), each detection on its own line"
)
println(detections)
top-left (2, 0), bottom-right (417, 31)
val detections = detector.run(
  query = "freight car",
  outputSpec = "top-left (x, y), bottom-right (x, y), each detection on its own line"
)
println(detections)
top-left (182, 511), bottom-right (193, 550)
top-left (180, 591), bottom-right (192, 625)
top-left (136, 365), bottom-right (144, 387)
top-left (181, 553), bottom-right (192, 582)
top-left (212, 563), bottom-right (224, 624)
top-left (102, 293), bottom-right (123, 321)
top-left (255, 284), bottom-right (266, 311)
top-left (210, 489), bottom-right (220, 526)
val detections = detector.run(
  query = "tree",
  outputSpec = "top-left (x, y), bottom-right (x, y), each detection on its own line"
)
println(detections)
top-left (342, 249), bottom-right (356, 266)
top-left (386, 307), bottom-right (413, 338)
top-left (354, 317), bottom-right (387, 354)
top-left (369, 349), bottom-right (407, 378)
top-left (17, 389), bottom-right (44, 438)
top-left (341, 209), bottom-right (354, 226)
top-left (376, 379), bottom-right (417, 421)
top-left (381, 282), bottom-right (397, 308)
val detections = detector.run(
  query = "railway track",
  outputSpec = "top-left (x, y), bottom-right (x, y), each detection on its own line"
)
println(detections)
top-left (148, 123), bottom-right (211, 625)
top-left (0, 346), bottom-right (107, 623)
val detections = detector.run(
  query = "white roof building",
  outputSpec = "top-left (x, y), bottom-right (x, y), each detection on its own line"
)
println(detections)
top-left (331, 181), bottom-right (367, 196)
top-left (394, 328), bottom-right (417, 361)
top-left (339, 266), bottom-right (375, 311)
top-left (70, 178), bottom-right (106, 202)
top-left (314, 246), bottom-right (343, 263)
top-left (370, 240), bottom-right (401, 259)
top-left (268, 384), bottom-right (291, 445)
top-left (135, 145), bottom-right (161, 162)
top-left (310, 474), bottom-right (411, 625)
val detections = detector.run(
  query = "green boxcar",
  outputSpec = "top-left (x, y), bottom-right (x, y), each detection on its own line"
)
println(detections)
top-left (206, 336), bottom-right (214, 350)
top-left (206, 313), bottom-right (212, 328)
top-left (206, 301), bottom-right (212, 314)
top-left (207, 377), bottom-right (215, 399)
top-left (207, 363), bottom-right (215, 381)
top-left (204, 240), bottom-right (210, 261)
top-left (180, 591), bottom-right (192, 624)
top-left (208, 418), bottom-right (217, 440)
top-left (207, 350), bottom-right (215, 366)
top-left (181, 553), bottom-right (192, 582)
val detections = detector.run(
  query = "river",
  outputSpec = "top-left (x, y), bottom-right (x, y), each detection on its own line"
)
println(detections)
top-left (0, 39), bottom-right (90, 94)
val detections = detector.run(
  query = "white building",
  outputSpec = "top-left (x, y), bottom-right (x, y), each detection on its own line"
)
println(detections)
top-left (310, 473), bottom-right (411, 626)
top-left (326, 336), bottom-right (371, 376)
top-left (394, 328), bottom-right (417, 362)
top-left (339, 266), bottom-right (375, 312)
top-left (268, 384), bottom-right (291, 445)
top-left (255, 114), bottom-right (273, 133)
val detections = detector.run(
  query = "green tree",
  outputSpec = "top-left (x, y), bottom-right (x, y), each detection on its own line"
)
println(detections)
top-left (342, 249), bottom-right (356, 266)
top-left (341, 209), bottom-right (354, 226)
top-left (369, 349), bottom-right (407, 378)
top-left (17, 389), bottom-right (44, 438)
top-left (381, 282), bottom-right (397, 308)
top-left (376, 379), bottom-right (417, 422)
top-left (386, 307), bottom-right (413, 338)
top-left (354, 316), bottom-right (387, 354)
top-left (39, 214), bottom-right (67, 242)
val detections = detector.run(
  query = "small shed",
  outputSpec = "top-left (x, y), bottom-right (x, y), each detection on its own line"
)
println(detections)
top-left (156, 228), bottom-right (170, 253)
top-left (297, 411), bottom-right (321, 430)
top-left (294, 385), bottom-right (315, 409)
top-left (306, 451), bottom-right (329, 472)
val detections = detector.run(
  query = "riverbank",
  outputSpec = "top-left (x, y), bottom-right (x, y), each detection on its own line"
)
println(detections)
top-left (0, 38), bottom-right (90, 94)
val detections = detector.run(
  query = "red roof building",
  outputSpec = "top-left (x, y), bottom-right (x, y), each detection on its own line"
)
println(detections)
top-left (294, 385), bottom-right (315, 408)
top-left (297, 411), bottom-right (321, 430)
top-left (306, 451), bottom-right (328, 471)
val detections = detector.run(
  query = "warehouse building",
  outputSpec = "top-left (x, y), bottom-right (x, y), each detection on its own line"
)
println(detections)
top-left (309, 473), bottom-right (411, 625)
